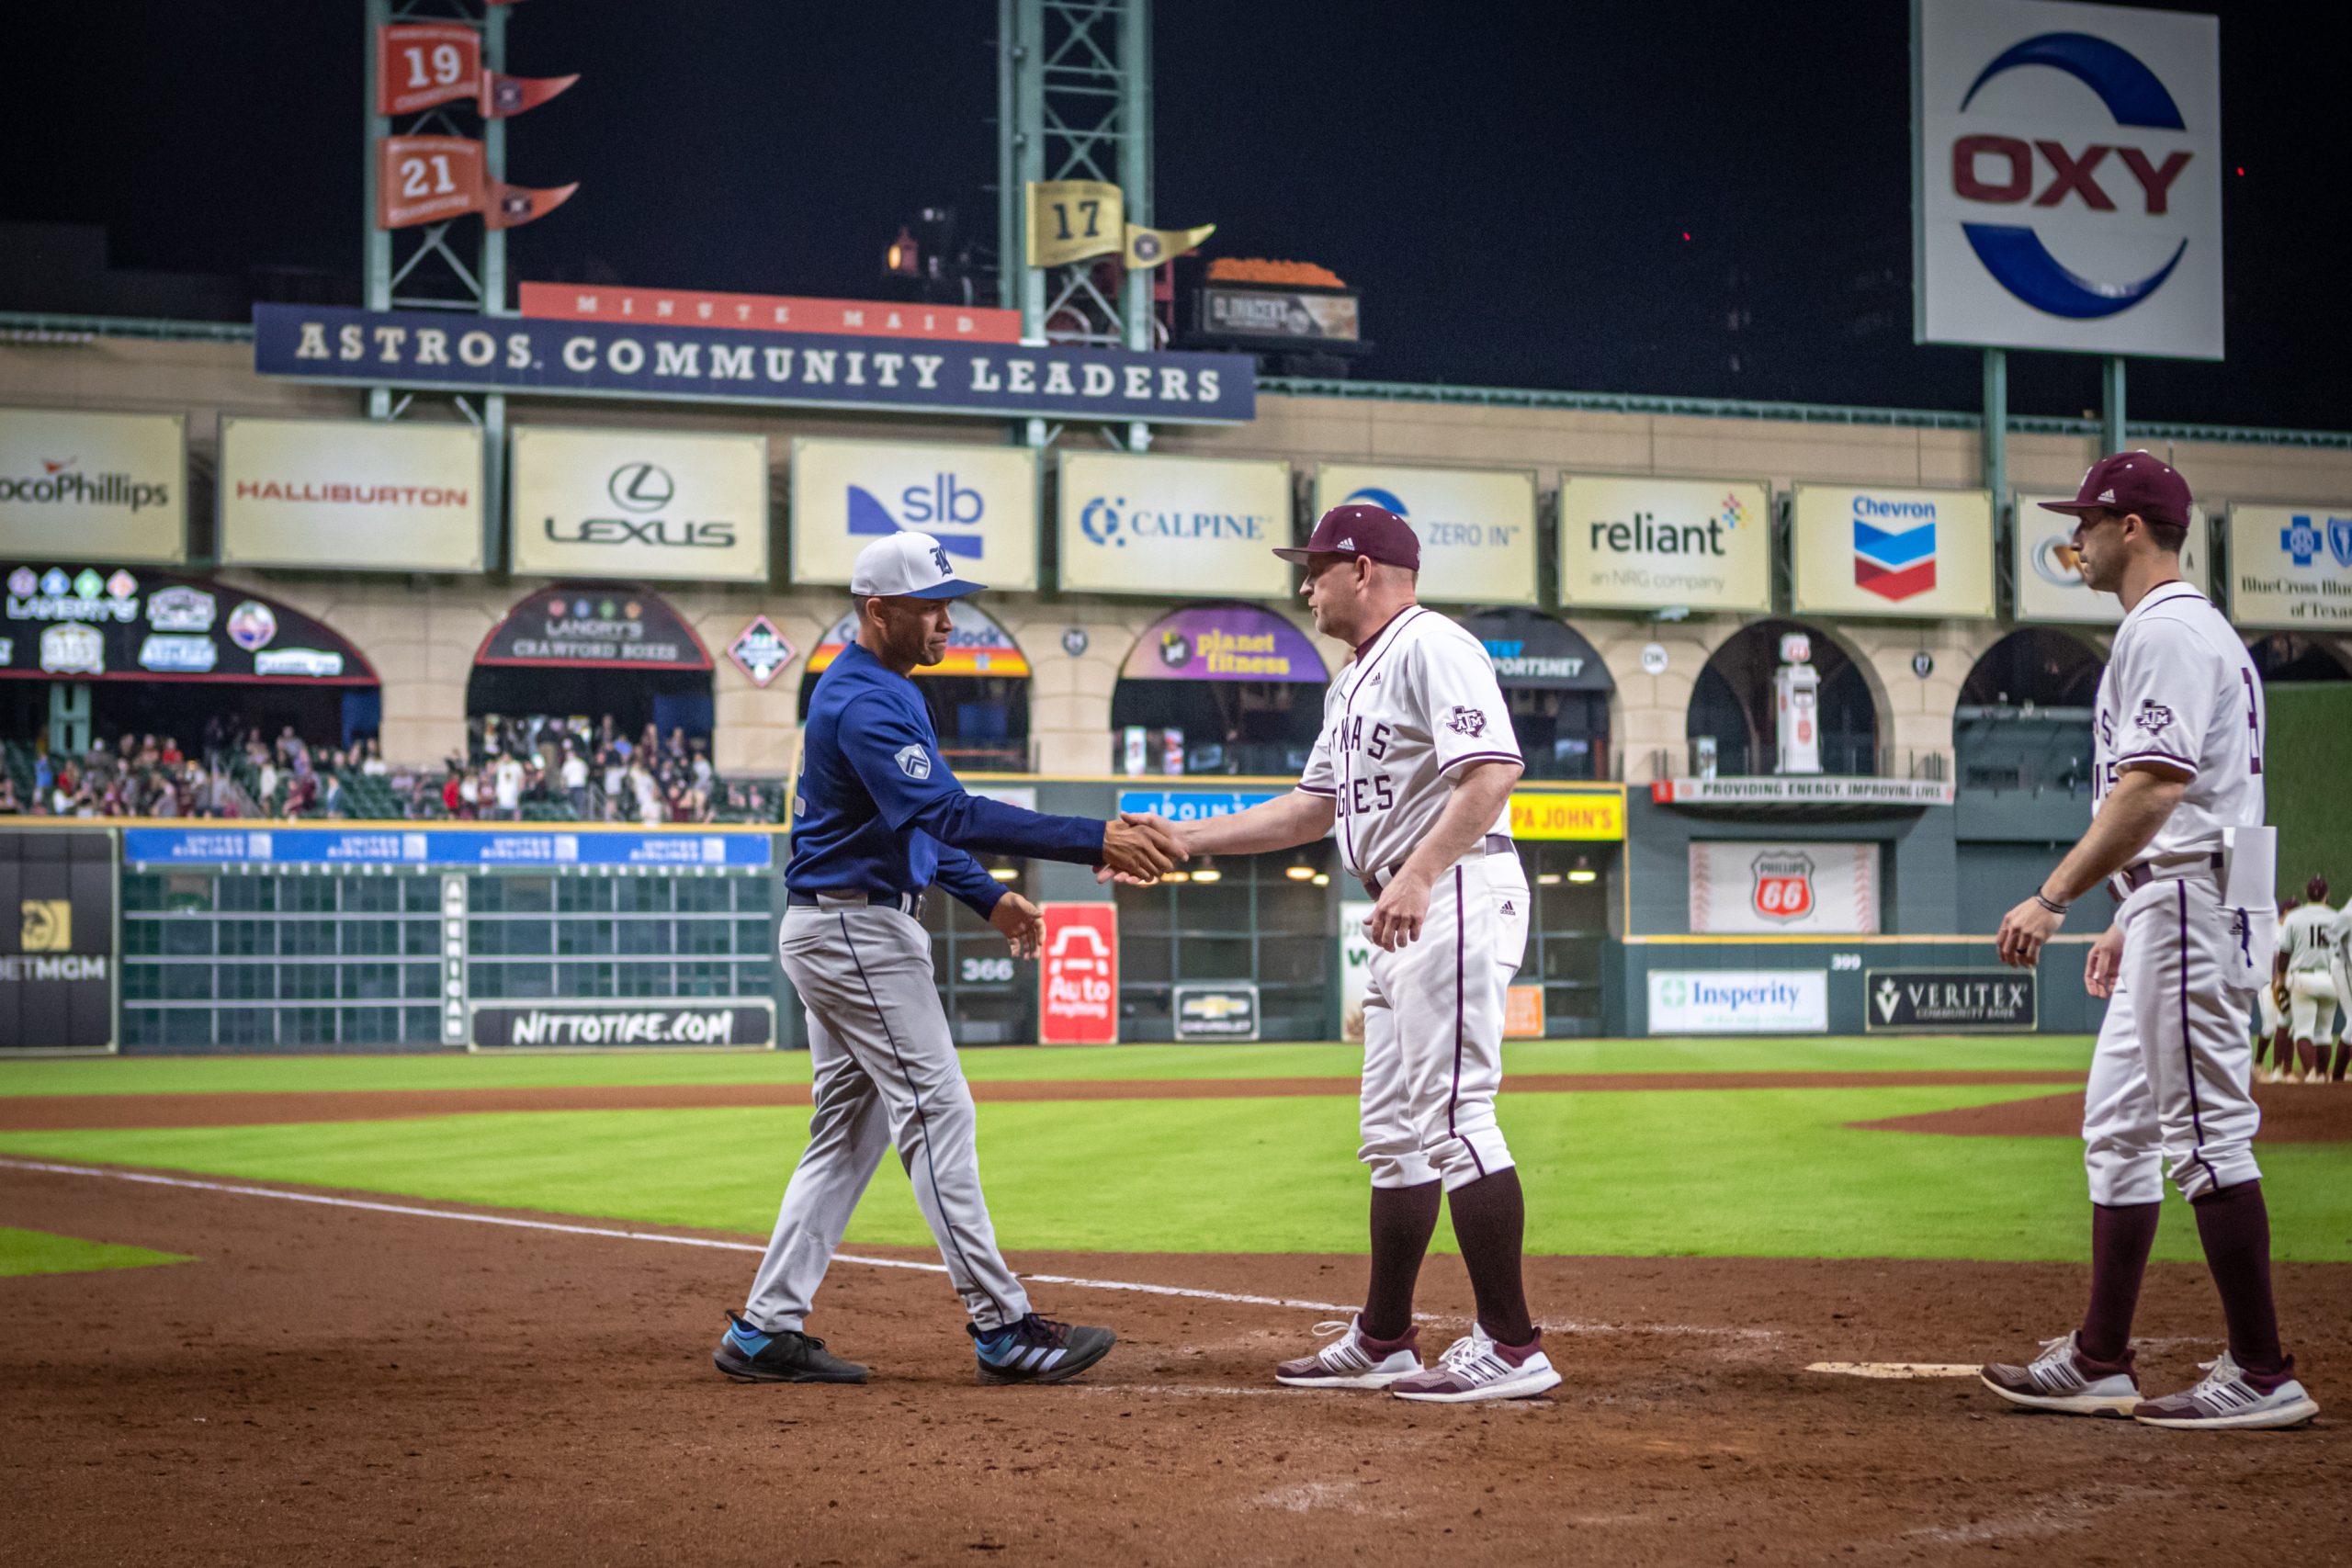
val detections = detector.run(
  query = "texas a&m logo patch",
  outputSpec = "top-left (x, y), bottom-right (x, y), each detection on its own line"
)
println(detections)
top-left (1444, 705), bottom-right (1487, 738)
top-left (2134, 698), bottom-right (2175, 735)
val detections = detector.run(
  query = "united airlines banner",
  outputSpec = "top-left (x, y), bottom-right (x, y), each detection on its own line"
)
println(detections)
top-left (1057, 452), bottom-right (1292, 598)
top-left (0, 409), bottom-right (185, 565)
top-left (2227, 504), bottom-right (2352, 630)
top-left (219, 416), bottom-right (483, 572)
top-left (1311, 464), bottom-right (1536, 606)
top-left (1791, 483), bottom-right (1995, 620)
top-left (509, 426), bottom-right (770, 583)
top-left (790, 438), bottom-right (1038, 592)
top-left (254, 305), bottom-right (1255, 425)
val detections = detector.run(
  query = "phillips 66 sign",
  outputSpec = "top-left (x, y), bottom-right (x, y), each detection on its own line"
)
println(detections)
top-left (1913, 0), bottom-right (2222, 359)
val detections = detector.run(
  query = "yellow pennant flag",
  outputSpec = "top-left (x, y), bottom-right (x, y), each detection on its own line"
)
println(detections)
top-left (1026, 180), bottom-right (1125, 268)
top-left (1124, 221), bottom-right (1216, 270)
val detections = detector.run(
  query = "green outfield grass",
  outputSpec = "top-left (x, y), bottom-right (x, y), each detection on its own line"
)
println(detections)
top-left (3, 1054), bottom-right (2345, 1264)
top-left (0, 1035), bottom-right (2095, 1097)
top-left (0, 1225), bottom-right (190, 1279)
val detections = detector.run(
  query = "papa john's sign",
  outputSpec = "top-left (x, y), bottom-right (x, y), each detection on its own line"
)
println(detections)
top-left (1039, 904), bottom-right (1118, 1044)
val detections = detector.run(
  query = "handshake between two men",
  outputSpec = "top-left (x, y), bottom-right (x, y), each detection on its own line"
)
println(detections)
top-left (983, 811), bottom-right (1190, 961)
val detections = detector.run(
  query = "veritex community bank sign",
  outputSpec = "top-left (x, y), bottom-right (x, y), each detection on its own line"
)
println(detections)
top-left (253, 305), bottom-right (1255, 424)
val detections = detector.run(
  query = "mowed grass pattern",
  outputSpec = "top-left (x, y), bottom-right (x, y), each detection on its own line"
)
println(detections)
top-left (0, 1224), bottom-right (191, 1278)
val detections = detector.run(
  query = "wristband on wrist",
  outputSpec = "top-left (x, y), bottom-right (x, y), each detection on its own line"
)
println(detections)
top-left (2032, 891), bottom-right (2070, 916)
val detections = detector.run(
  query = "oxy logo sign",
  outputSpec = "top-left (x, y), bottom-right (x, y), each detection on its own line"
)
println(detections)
top-left (1852, 495), bottom-right (1939, 602)
top-left (1915, 0), bottom-right (2222, 359)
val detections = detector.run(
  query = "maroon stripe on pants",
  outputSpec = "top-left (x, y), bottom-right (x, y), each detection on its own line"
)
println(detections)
top-left (1449, 863), bottom-right (1486, 1179)
top-left (2176, 883), bottom-right (2220, 1192)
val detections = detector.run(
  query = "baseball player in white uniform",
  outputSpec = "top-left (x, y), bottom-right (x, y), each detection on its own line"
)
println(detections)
top-left (1981, 453), bottom-right (2316, 1429)
top-left (1117, 502), bottom-right (1557, 1404)
top-left (2331, 897), bottom-right (2352, 1082)
top-left (2255, 896), bottom-right (2294, 1083)
top-left (2278, 875), bottom-right (2340, 1082)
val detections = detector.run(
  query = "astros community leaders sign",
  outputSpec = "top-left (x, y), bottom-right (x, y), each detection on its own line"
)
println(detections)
top-left (254, 304), bottom-right (1254, 424)
top-left (1057, 451), bottom-right (1293, 598)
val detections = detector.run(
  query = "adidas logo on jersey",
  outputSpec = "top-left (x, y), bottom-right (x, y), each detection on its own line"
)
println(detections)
top-left (1499, 900), bottom-right (1515, 914)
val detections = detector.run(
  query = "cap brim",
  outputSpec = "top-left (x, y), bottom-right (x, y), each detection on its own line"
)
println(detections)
top-left (2035, 500), bottom-right (2098, 516)
top-left (1270, 547), bottom-right (1317, 564)
top-left (905, 578), bottom-right (987, 599)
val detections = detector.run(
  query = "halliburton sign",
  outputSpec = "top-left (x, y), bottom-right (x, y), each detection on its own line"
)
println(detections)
top-left (1039, 904), bottom-right (1118, 1045)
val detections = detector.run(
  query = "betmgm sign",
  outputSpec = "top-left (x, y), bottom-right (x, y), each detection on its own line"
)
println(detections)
top-left (0, 830), bottom-right (116, 1055)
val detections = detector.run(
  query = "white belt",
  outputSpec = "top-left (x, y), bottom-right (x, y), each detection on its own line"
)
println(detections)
top-left (1360, 834), bottom-right (1514, 899)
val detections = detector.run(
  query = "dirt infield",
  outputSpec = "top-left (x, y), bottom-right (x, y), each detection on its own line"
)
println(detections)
top-left (3, 1161), bottom-right (2346, 1566)
top-left (0, 1069), bottom-right (2086, 1131)
top-left (1859, 1084), bottom-right (2352, 1143)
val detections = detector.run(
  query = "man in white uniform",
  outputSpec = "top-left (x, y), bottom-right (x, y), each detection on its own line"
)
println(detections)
top-left (2332, 897), bottom-right (2352, 1083)
top-left (2278, 875), bottom-right (2340, 1082)
top-left (1125, 503), bottom-right (1557, 1404)
top-left (1980, 453), bottom-right (2317, 1430)
top-left (2254, 895), bottom-right (2295, 1083)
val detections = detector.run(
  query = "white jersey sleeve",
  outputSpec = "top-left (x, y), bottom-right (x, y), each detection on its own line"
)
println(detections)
top-left (1298, 715), bottom-right (1339, 799)
top-left (1417, 631), bottom-right (1522, 777)
top-left (2105, 608), bottom-right (2219, 782)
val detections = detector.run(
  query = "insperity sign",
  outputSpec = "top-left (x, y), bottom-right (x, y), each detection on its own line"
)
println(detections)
top-left (1912, 0), bottom-right (2222, 359)
top-left (253, 304), bottom-right (1256, 424)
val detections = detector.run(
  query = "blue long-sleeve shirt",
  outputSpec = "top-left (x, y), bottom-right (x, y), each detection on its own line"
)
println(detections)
top-left (788, 642), bottom-right (1105, 904)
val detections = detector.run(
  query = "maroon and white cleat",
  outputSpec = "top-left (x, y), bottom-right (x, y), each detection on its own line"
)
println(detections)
top-left (1274, 1317), bottom-right (1425, 1390)
top-left (1389, 1324), bottom-right (1560, 1404)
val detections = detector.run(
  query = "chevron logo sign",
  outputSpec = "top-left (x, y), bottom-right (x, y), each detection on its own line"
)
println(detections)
top-left (1853, 512), bottom-right (1938, 601)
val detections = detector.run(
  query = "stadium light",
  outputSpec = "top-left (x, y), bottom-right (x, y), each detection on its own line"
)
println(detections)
top-left (988, 866), bottom-right (1019, 882)
top-left (1535, 872), bottom-right (1563, 886)
top-left (1191, 866), bottom-right (1222, 883)
top-left (1159, 870), bottom-right (1190, 884)
top-left (1283, 863), bottom-right (1316, 881)
top-left (1311, 874), bottom-right (1329, 887)
top-left (1567, 856), bottom-right (1597, 884)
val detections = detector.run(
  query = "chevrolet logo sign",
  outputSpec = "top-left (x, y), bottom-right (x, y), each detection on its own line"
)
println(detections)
top-left (1180, 995), bottom-right (1251, 1020)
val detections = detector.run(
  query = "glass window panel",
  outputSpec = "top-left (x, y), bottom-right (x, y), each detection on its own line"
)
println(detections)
top-left (404, 920), bottom-right (440, 956)
top-left (216, 1008), bottom-right (275, 1046)
top-left (497, 963), bottom-right (554, 998)
top-left (404, 1006), bottom-right (440, 1043)
top-left (676, 879), bottom-right (729, 913)
top-left (1175, 938), bottom-right (1252, 982)
top-left (341, 878), bottom-right (402, 914)
top-left (217, 874), bottom-right (274, 912)
top-left (737, 962), bottom-right (775, 995)
top-left (676, 960), bottom-right (732, 997)
top-left (285, 1007), bottom-right (337, 1045)
top-left (615, 963), bottom-right (671, 998)
top-left (1177, 885), bottom-right (1252, 929)
top-left (558, 962), bottom-right (615, 997)
top-left (216, 920), bottom-right (267, 957)
top-left (558, 878), bottom-right (613, 914)
top-left (735, 919), bottom-right (770, 954)
top-left (161, 919), bottom-right (212, 956)
top-left (163, 1008), bottom-right (214, 1047)
top-left (680, 920), bottom-right (731, 955)
top-left (218, 964), bottom-right (274, 1000)
top-left (404, 963), bottom-right (441, 999)
top-left (1258, 936), bottom-right (1329, 985)
top-left (342, 920), bottom-right (400, 956)
top-left (280, 921), bottom-right (336, 957)
top-left (614, 878), bottom-right (670, 913)
top-left (558, 919), bottom-right (614, 957)
top-left (405, 876), bottom-right (441, 913)
top-left (283, 879), bottom-right (336, 915)
top-left (282, 964), bottom-right (336, 999)
top-left (120, 874), bottom-right (165, 912)
top-left (498, 921), bottom-right (554, 956)
top-left (343, 964), bottom-right (401, 1000)
top-left (121, 920), bottom-right (160, 956)
top-left (343, 1007), bottom-right (403, 1044)
top-left (616, 919), bottom-right (671, 955)
top-left (1114, 886), bottom-right (1174, 935)
top-left (1257, 880), bottom-right (1330, 931)
top-left (736, 877), bottom-right (771, 912)
top-left (121, 963), bottom-right (160, 1001)
top-left (1120, 938), bottom-right (1171, 985)
top-left (163, 874), bottom-right (213, 914)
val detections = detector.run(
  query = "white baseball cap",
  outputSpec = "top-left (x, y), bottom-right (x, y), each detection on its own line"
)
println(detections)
top-left (849, 531), bottom-right (987, 600)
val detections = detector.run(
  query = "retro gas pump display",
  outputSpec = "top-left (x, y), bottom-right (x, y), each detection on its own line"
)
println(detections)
top-left (1773, 631), bottom-right (1822, 775)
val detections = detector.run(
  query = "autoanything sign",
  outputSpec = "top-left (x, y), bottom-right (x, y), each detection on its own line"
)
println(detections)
top-left (476, 585), bottom-right (712, 671)
top-left (1864, 969), bottom-right (2037, 1032)
top-left (0, 409), bottom-right (185, 564)
top-left (0, 829), bottom-right (116, 1054)
top-left (1039, 903), bottom-right (1118, 1044)
top-left (1646, 970), bottom-right (1828, 1035)
top-left (510, 426), bottom-right (769, 582)
top-left (1555, 474), bottom-right (1771, 613)
top-left (1913, 0), bottom-right (2222, 359)
top-left (1792, 484), bottom-right (1995, 620)
top-left (789, 437), bottom-right (1039, 592)
top-left (0, 568), bottom-right (370, 684)
top-left (1312, 464), bottom-right (1536, 605)
top-left (219, 416), bottom-right (484, 572)
top-left (2226, 504), bottom-right (2352, 630)
top-left (471, 1001), bottom-right (775, 1050)
top-left (254, 304), bottom-right (1254, 424)
top-left (2014, 492), bottom-right (2207, 624)
top-left (1688, 841), bottom-right (1880, 935)
top-left (1057, 452), bottom-right (1291, 598)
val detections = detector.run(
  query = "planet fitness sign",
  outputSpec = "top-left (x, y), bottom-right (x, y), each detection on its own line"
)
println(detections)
top-left (1913, 0), bottom-right (2222, 358)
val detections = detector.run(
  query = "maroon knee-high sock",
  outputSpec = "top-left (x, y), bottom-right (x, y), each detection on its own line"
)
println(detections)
top-left (1447, 1168), bottom-right (1535, 1347)
top-left (2191, 1180), bottom-right (2289, 1380)
top-left (1359, 1181), bottom-right (1442, 1342)
top-left (2076, 1201), bottom-right (2162, 1363)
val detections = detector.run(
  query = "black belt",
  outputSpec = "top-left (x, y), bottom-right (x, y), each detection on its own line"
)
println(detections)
top-left (1361, 834), bottom-right (1515, 899)
top-left (786, 888), bottom-right (926, 918)
top-left (2115, 851), bottom-right (2224, 895)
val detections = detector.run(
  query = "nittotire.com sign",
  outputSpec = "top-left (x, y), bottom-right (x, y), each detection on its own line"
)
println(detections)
top-left (471, 1001), bottom-right (775, 1050)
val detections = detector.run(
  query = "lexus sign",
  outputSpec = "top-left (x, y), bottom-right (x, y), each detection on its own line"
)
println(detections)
top-left (1913, 0), bottom-right (2222, 359)
top-left (508, 425), bottom-right (769, 582)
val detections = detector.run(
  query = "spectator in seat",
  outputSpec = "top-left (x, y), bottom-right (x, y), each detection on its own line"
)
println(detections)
top-left (561, 744), bottom-right (590, 818)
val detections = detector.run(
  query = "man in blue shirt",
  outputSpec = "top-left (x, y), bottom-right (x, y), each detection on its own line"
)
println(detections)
top-left (717, 531), bottom-right (1180, 1388)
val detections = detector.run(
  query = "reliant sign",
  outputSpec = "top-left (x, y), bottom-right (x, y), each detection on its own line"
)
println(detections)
top-left (220, 416), bottom-right (484, 572)
top-left (1913, 0), bottom-right (2222, 359)
top-left (0, 409), bottom-right (186, 565)
top-left (1057, 452), bottom-right (1292, 598)
top-left (1556, 474), bottom-right (1771, 613)
top-left (509, 426), bottom-right (769, 582)
top-left (254, 304), bottom-right (1255, 424)
top-left (1312, 464), bottom-right (1537, 606)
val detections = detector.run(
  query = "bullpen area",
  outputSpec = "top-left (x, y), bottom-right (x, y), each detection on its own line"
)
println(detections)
top-left (2, 1036), bottom-right (2347, 1565)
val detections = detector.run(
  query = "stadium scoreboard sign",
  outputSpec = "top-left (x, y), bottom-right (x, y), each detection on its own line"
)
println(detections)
top-left (1912, 0), bottom-right (2222, 359)
top-left (254, 304), bottom-right (1255, 424)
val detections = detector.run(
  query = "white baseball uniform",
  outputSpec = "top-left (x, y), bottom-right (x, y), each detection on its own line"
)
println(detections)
top-left (2279, 903), bottom-right (2340, 1043)
top-left (1299, 606), bottom-right (1523, 1191)
top-left (2332, 904), bottom-right (2352, 1046)
top-left (2081, 584), bottom-right (2276, 1206)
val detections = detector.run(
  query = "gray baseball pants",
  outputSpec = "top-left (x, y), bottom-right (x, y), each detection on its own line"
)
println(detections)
top-left (741, 900), bottom-right (1032, 1334)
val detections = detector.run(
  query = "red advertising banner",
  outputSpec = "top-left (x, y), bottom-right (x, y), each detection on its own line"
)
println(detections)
top-left (1039, 904), bottom-right (1119, 1045)
top-left (518, 282), bottom-right (1023, 343)
top-left (376, 137), bottom-right (575, 231)
top-left (378, 26), bottom-right (577, 118)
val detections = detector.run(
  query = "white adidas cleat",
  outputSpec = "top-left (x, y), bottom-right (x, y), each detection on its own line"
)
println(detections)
top-left (2133, 1351), bottom-right (2320, 1431)
top-left (1979, 1331), bottom-right (2142, 1416)
top-left (1273, 1317), bottom-right (1425, 1389)
top-left (1388, 1324), bottom-right (1561, 1404)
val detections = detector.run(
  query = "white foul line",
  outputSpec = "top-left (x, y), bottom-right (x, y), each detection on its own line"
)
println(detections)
top-left (0, 1156), bottom-right (1780, 1340)
top-left (1805, 1361), bottom-right (1981, 1380)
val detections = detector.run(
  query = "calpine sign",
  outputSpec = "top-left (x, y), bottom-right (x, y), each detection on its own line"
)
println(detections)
top-left (254, 304), bottom-right (1255, 424)
top-left (1912, 0), bottom-right (2222, 359)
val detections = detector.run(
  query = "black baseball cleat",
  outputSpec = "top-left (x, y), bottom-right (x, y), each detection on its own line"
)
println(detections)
top-left (969, 1312), bottom-right (1115, 1385)
top-left (713, 1309), bottom-right (869, 1383)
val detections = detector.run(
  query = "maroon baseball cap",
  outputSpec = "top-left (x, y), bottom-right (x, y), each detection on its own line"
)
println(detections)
top-left (2037, 451), bottom-right (2193, 528)
top-left (1272, 502), bottom-right (1421, 570)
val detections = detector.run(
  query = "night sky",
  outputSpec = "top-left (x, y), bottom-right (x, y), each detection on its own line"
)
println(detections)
top-left (8, 0), bottom-right (2347, 429)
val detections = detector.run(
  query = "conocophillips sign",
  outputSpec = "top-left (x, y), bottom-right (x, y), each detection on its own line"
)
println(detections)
top-left (1913, 0), bottom-right (2222, 358)
top-left (509, 426), bottom-right (769, 582)
top-left (0, 408), bottom-right (185, 565)
top-left (254, 304), bottom-right (1255, 423)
